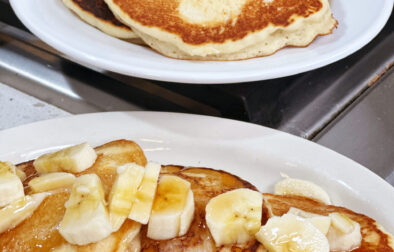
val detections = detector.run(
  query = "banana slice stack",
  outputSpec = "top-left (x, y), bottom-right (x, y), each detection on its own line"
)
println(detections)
top-left (109, 163), bottom-right (145, 231)
top-left (254, 177), bottom-right (362, 252)
top-left (203, 176), bottom-right (363, 251)
top-left (206, 188), bottom-right (263, 246)
top-left (147, 175), bottom-right (195, 240)
top-left (0, 161), bottom-right (50, 233)
top-left (59, 173), bottom-right (113, 245)
top-left (0, 143), bottom-right (98, 237)
top-left (0, 142), bottom-right (197, 247)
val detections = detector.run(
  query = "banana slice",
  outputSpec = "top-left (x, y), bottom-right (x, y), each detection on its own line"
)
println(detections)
top-left (28, 172), bottom-right (76, 193)
top-left (59, 174), bottom-right (113, 245)
top-left (0, 192), bottom-right (49, 233)
top-left (255, 213), bottom-right (329, 252)
top-left (205, 188), bottom-right (263, 246)
top-left (15, 167), bottom-right (27, 181)
top-left (129, 162), bottom-right (161, 224)
top-left (109, 163), bottom-right (145, 231)
top-left (147, 175), bottom-right (194, 240)
top-left (33, 142), bottom-right (97, 174)
top-left (275, 176), bottom-right (331, 204)
top-left (287, 207), bottom-right (331, 235)
top-left (327, 212), bottom-right (362, 251)
top-left (330, 212), bottom-right (355, 233)
top-left (0, 161), bottom-right (24, 207)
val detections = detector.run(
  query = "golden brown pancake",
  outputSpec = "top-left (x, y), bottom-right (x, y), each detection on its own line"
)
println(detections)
top-left (139, 165), bottom-right (265, 251)
top-left (104, 0), bottom-right (337, 60)
top-left (0, 140), bottom-right (146, 252)
top-left (1, 140), bottom-right (392, 251)
top-left (263, 193), bottom-right (394, 252)
top-left (0, 140), bottom-right (265, 251)
top-left (62, 0), bottom-right (140, 40)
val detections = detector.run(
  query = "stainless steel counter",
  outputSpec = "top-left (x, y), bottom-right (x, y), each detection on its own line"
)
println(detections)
top-left (316, 67), bottom-right (394, 185)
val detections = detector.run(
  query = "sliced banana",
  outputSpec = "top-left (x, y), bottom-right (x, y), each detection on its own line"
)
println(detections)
top-left (33, 142), bottom-right (97, 174)
top-left (59, 174), bottom-right (113, 245)
top-left (205, 188), bottom-right (263, 246)
top-left (330, 212), bottom-right (355, 233)
top-left (255, 213), bottom-right (329, 252)
top-left (109, 163), bottom-right (145, 231)
top-left (147, 175), bottom-right (194, 240)
top-left (0, 192), bottom-right (49, 234)
top-left (287, 207), bottom-right (331, 235)
top-left (275, 176), bottom-right (331, 204)
top-left (0, 161), bottom-right (24, 207)
top-left (129, 162), bottom-right (161, 224)
top-left (15, 167), bottom-right (27, 181)
top-left (0, 161), bottom-right (16, 173)
top-left (310, 216), bottom-right (332, 236)
top-left (28, 172), bottom-right (76, 193)
top-left (327, 212), bottom-right (362, 251)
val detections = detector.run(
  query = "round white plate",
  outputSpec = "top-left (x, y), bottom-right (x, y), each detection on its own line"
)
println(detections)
top-left (0, 112), bottom-right (393, 232)
top-left (10, 0), bottom-right (393, 84)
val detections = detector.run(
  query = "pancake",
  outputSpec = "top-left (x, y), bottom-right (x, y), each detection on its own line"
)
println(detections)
top-left (104, 0), bottom-right (337, 60)
top-left (263, 193), bottom-right (394, 252)
top-left (1, 140), bottom-right (392, 251)
top-left (0, 140), bottom-right (265, 251)
top-left (62, 0), bottom-right (139, 40)
top-left (139, 165), bottom-right (265, 251)
top-left (0, 140), bottom-right (147, 251)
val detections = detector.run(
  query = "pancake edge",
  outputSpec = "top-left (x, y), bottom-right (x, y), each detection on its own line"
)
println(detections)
top-left (62, 0), bottom-right (139, 39)
top-left (377, 224), bottom-right (394, 249)
top-left (263, 193), bottom-right (394, 251)
top-left (104, 0), bottom-right (337, 60)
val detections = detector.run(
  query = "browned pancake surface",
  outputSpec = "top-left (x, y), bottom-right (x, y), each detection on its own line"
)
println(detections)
top-left (2, 140), bottom-right (391, 251)
top-left (0, 140), bottom-right (263, 251)
top-left (72, 0), bottom-right (129, 28)
top-left (140, 166), bottom-right (262, 251)
top-left (263, 193), bottom-right (393, 252)
top-left (113, 0), bottom-right (323, 44)
top-left (0, 140), bottom-right (147, 251)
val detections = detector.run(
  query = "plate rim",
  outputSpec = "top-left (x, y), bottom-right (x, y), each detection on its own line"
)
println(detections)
top-left (9, 0), bottom-right (394, 84)
top-left (0, 111), bottom-right (392, 189)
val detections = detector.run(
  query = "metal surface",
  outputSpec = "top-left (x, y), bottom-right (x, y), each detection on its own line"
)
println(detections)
top-left (0, 26), bottom-right (145, 114)
top-left (276, 30), bottom-right (394, 138)
top-left (315, 67), bottom-right (394, 185)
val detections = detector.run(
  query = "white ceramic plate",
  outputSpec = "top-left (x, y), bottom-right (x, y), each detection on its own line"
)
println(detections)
top-left (0, 112), bottom-right (393, 232)
top-left (10, 0), bottom-right (393, 84)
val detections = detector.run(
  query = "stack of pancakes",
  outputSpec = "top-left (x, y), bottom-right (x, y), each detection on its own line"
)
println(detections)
top-left (63, 0), bottom-right (337, 60)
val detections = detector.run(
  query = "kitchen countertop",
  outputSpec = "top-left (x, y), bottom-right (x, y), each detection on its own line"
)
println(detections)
top-left (0, 82), bottom-right (69, 130)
